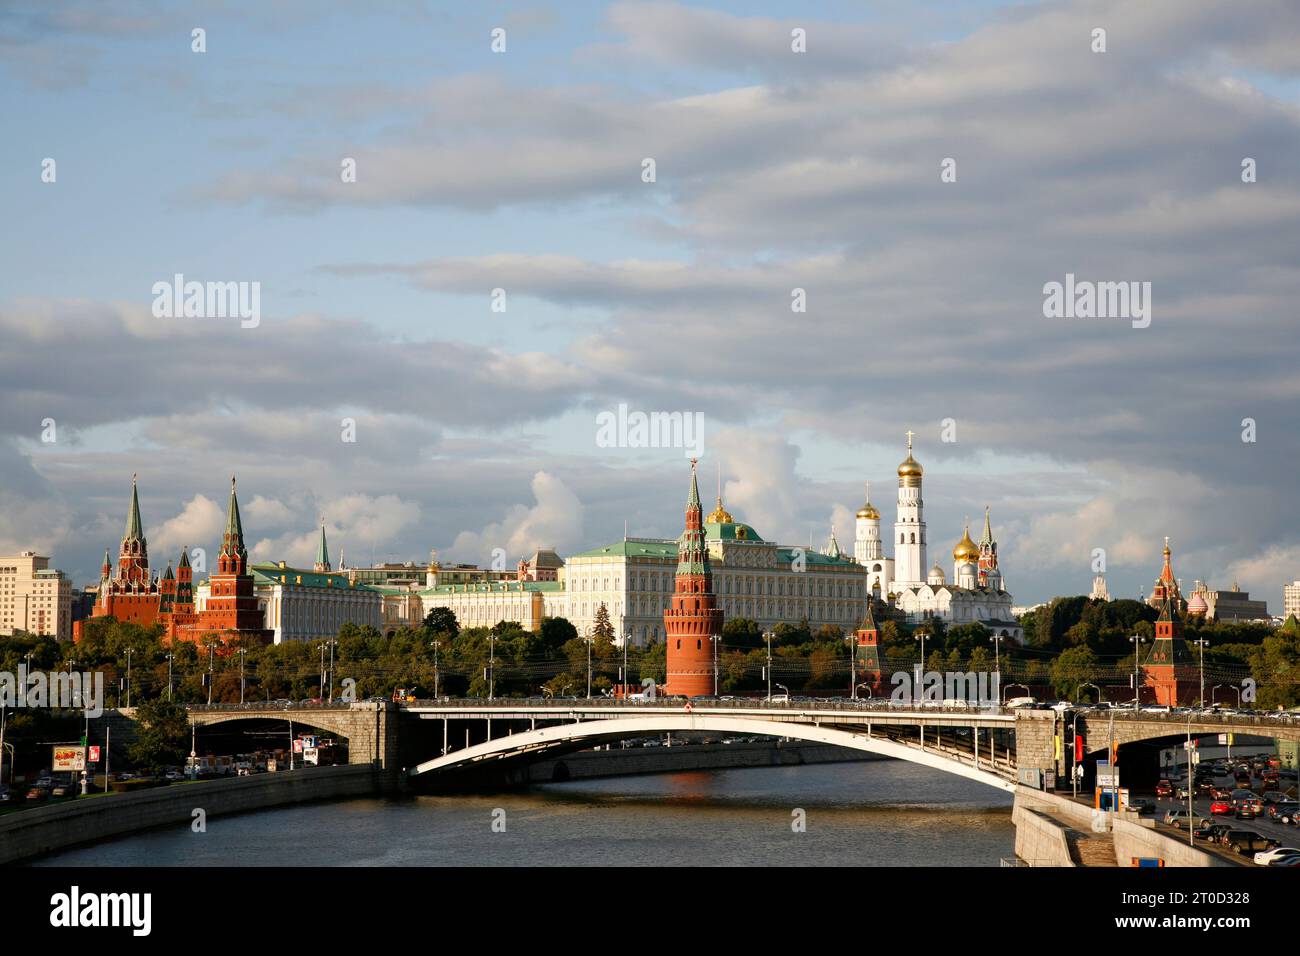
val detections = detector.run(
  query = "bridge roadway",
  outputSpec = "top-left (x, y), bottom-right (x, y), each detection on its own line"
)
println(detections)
top-left (180, 699), bottom-right (1300, 794)
top-left (405, 699), bottom-right (1028, 791)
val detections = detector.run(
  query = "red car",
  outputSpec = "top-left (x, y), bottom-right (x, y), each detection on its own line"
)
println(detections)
top-left (1156, 780), bottom-right (1173, 798)
top-left (1210, 799), bottom-right (1233, 815)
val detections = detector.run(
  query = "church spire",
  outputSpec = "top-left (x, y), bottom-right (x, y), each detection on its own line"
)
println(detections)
top-left (123, 473), bottom-right (144, 543)
top-left (314, 517), bottom-right (331, 573)
top-left (980, 506), bottom-right (993, 547)
top-left (219, 475), bottom-right (248, 572)
top-left (686, 458), bottom-right (701, 514)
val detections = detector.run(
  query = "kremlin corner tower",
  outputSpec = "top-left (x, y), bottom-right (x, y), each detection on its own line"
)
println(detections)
top-left (663, 459), bottom-right (723, 697)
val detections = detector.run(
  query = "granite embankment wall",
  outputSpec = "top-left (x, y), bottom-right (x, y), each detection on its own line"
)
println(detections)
top-left (1013, 787), bottom-right (1233, 867)
top-left (1012, 787), bottom-right (1092, 866)
top-left (0, 764), bottom-right (377, 865)
top-left (512, 741), bottom-right (881, 783)
top-left (1112, 816), bottom-right (1236, 868)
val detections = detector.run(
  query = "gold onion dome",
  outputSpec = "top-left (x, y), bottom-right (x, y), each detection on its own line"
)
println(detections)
top-left (707, 497), bottom-right (734, 524)
top-left (898, 453), bottom-right (923, 478)
top-left (856, 502), bottom-right (879, 520)
top-left (952, 525), bottom-right (979, 562)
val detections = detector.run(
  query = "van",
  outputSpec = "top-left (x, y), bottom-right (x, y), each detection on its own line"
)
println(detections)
top-left (1005, 697), bottom-right (1038, 709)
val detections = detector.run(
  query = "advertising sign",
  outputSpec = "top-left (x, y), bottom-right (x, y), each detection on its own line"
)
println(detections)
top-left (52, 745), bottom-right (86, 772)
top-left (87, 746), bottom-right (101, 763)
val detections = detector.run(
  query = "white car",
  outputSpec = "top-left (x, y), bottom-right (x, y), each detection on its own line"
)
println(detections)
top-left (1005, 697), bottom-right (1038, 709)
top-left (1254, 846), bottom-right (1300, 866)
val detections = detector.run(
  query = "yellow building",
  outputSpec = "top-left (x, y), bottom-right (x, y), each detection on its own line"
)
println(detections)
top-left (0, 552), bottom-right (73, 641)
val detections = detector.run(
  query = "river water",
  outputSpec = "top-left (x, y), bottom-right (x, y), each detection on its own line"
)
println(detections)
top-left (33, 761), bottom-right (1014, 866)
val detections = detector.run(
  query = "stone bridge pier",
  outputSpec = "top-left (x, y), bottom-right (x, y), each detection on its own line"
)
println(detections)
top-left (188, 701), bottom-right (401, 790)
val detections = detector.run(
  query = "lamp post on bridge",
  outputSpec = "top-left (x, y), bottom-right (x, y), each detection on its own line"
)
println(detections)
top-left (763, 631), bottom-right (774, 703)
top-left (1191, 639), bottom-right (1209, 708)
top-left (581, 629), bottom-right (593, 700)
top-left (431, 640), bottom-right (441, 700)
top-left (989, 632), bottom-right (1003, 690)
top-left (1129, 635), bottom-right (1146, 711)
top-left (711, 635), bottom-right (721, 696)
top-left (913, 630), bottom-right (928, 707)
top-left (619, 615), bottom-right (629, 700)
top-left (845, 635), bottom-right (856, 699)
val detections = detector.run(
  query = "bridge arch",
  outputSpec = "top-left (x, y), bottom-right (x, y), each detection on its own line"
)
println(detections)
top-left (408, 715), bottom-right (1017, 792)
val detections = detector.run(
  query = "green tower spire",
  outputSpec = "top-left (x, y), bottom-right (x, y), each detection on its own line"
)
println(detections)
top-left (221, 475), bottom-right (247, 563)
top-left (315, 518), bottom-right (331, 572)
top-left (123, 473), bottom-right (144, 543)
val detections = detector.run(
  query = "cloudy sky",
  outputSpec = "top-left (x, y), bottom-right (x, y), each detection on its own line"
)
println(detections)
top-left (2, 0), bottom-right (1299, 606)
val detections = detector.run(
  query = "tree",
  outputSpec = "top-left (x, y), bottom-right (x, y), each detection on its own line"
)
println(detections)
top-left (1050, 645), bottom-right (1099, 699)
top-left (127, 698), bottom-right (189, 775)
top-left (539, 616), bottom-right (578, 653)
top-left (722, 617), bottom-right (763, 650)
top-left (592, 603), bottom-right (615, 645)
top-left (422, 607), bottom-right (459, 638)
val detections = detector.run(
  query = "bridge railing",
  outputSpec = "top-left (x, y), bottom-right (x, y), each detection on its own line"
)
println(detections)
top-left (187, 701), bottom-right (357, 712)
top-left (399, 696), bottom-right (1015, 716)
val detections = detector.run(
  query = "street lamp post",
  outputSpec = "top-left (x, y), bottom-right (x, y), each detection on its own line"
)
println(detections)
top-left (125, 647), bottom-right (133, 709)
top-left (622, 633), bottom-right (629, 698)
top-left (431, 640), bottom-right (441, 699)
top-left (239, 648), bottom-right (246, 705)
top-left (711, 635), bottom-right (721, 696)
top-left (989, 632), bottom-right (1003, 688)
top-left (763, 631), bottom-right (774, 702)
top-left (913, 630), bottom-right (928, 706)
top-left (206, 644), bottom-right (214, 705)
top-left (1077, 681), bottom-right (1101, 704)
top-left (1129, 636), bottom-right (1146, 711)
top-left (327, 639), bottom-right (336, 703)
top-left (846, 635), bottom-right (856, 699)
top-left (166, 652), bottom-right (174, 702)
top-left (582, 630), bottom-right (592, 700)
top-left (1191, 639), bottom-right (1209, 707)
top-left (489, 632), bottom-right (498, 701)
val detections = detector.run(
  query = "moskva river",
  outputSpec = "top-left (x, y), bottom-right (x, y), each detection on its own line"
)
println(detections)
top-left (34, 761), bottom-right (1014, 866)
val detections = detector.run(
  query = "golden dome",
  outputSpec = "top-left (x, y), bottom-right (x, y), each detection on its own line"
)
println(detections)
top-left (952, 525), bottom-right (979, 562)
top-left (856, 502), bottom-right (880, 520)
top-left (706, 496), bottom-right (733, 524)
top-left (898, 453), bottom-right (923, 478)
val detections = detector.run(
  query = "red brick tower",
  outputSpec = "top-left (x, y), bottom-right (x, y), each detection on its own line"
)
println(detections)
top-left (1143, 592), bottom-right (1198, 705)
top-left (187, 477), bottom-right (271, 644)
top-left (854, 599), bottom-right (885, 697)
top-left (664, 459), bottom-right (723, 697)
top-left (161, 548), bottom-right (198, 640)
top-left (76, 475), bottom-right (163, 640)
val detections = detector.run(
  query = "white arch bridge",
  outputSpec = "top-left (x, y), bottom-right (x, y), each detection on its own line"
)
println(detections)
top-left (405, 702), bottom-right (1046, 792)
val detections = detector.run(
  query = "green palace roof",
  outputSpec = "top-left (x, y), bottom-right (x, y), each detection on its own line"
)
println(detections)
top-left (569, 541), bottom-right (679, 560)
top-left (251, 563), bottom-right (375, 590)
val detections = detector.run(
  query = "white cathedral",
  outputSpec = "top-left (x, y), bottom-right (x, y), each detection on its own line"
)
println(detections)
top-left (850, 433), bottom-right (1020, 639)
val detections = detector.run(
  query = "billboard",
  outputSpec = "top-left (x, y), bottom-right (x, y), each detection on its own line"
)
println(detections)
top-left (53, 745), bottom-right (86, 772)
